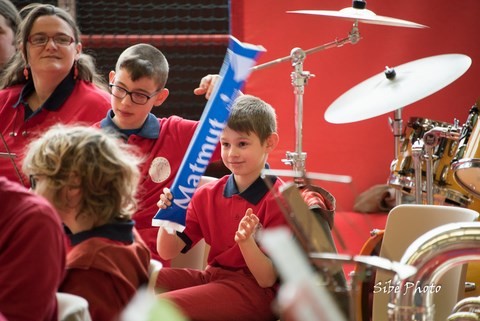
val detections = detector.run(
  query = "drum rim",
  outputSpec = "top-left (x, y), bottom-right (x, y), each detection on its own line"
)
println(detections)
top-left (452, 158), bottom-right (480, 198)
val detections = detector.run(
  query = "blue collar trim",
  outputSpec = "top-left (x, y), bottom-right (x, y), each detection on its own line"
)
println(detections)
top-left (100, 110), bottom-right (159, 139)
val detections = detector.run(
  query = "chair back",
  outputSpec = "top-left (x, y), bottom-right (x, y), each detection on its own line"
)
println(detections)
top-left (148, 259), bottom-right (163, 291)
top-left (56, 292), bottom-right (91, 321)
top-left (372, 204), bottom-right (479, 321)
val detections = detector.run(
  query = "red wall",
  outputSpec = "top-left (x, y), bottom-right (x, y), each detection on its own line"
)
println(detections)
top-left (231, 0), bottom-right (480, 212)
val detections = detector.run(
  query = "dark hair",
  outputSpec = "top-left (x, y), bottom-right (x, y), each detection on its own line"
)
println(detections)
top-left (115, 43), bottom-right (169, 90)
top-left (18, 2), bottom-right (41, 20)
top-left (0, 4), bottom-right (106, 90)
top-left (227, 94), bottom-right (277, 143)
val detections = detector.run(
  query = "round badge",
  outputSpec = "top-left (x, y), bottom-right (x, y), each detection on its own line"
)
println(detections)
top-left (149, 157), bottom-right (171, 183)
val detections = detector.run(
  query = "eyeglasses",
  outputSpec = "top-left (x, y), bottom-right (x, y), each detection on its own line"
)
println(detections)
top-left (28, 33), bottom-right (75, 47)
top-left (29, 174), bottom-right (39, 190)
top-left (109, 84), bottom-right (161, 105)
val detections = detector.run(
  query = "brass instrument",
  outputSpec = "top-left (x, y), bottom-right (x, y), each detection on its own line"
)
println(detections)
top-left (388, 222), bottom-right (480, 321)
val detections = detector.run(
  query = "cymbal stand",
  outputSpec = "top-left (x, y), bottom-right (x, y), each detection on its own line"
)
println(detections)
top-left (282, 47), bottom-right (310, 181)
top-left (392, 107), bottom-right (404, 205)
top-left (385, 66), bottom-right (406, 206)
top-left (411, 139), bottom-right (424, 204)
top-left (251, 22), bottom-right (361, 72)
top-left (423, 144), bottom-right (435, 205)
top-left (251, 22), bottom-right (361, 181)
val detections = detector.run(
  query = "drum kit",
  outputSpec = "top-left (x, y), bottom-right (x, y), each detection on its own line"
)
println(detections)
top-left (255, 1), bottom-right (479, 321)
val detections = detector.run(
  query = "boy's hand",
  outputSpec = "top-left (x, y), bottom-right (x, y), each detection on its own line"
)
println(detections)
top-left (157, 187), bottom-right (173, 209)
top-left (235, 208), bottom-right (260, 243)
top-left (193, 74), bottom-right (220, 100)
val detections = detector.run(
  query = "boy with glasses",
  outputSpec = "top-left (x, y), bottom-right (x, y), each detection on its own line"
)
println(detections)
top-left (96, 43), bottom-right (220, 264)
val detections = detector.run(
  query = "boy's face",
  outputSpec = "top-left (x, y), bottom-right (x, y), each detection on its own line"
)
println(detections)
top-left (220, 127), bottom-right (278, 185)
top-left (108, 68), bottom-right (169, 130)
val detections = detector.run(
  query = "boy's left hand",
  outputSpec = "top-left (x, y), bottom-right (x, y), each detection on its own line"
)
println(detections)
top-left (235, 208), bottom-right (260, 243)
top-left (157, 187), bottom-right (173, 209)
top-left (193, 74), bottom-right (220, 100)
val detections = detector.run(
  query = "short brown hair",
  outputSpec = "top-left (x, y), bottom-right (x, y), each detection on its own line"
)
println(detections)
top-left (227, 94), bottom-right (277, 143)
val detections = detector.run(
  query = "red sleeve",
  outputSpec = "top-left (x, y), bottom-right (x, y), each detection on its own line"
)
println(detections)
top-left (0, 201), bottom-right (65, 321)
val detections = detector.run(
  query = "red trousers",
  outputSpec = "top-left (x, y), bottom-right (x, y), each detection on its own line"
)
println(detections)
top-left (155, 265), bottom-right (278, 321)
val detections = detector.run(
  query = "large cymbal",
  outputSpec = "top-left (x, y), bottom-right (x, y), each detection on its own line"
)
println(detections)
top-left (287, 7), bottom-right (427, 29)
top-left (324, 54), bottom-right (472, 124)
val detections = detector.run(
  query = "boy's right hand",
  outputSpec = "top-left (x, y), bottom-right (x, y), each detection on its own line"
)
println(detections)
top-left (193, 74), bottom-right (220, 100)
top-left (157, 187), bottom-right (173, 209)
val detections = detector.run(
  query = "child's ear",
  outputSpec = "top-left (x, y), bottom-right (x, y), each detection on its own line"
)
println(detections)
top-left (108, 70), bottom-right (115, 83)
top-left (266, 132), bottom-right (279, 152)
top-left (153, 88), bottom-right (169, 107)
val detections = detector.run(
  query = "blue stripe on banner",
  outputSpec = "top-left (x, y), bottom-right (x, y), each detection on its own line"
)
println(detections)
top-left (152, 36), bottom-right (266, 232)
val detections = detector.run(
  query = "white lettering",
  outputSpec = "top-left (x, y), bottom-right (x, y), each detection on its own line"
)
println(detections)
top-left (174, 117), bottom-right (227, 209)
top-left (173, 185), bottom-right (197, 209)
top-left (372, 280), bottom-right (442, 295)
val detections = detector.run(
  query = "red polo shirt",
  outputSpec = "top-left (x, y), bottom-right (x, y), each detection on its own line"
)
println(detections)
top-left (0, 177), bottom-right (66, 321)
top-left (0, 76), bottom-right (110, 186)
top-left (98, 111), bottom-right (220, 263)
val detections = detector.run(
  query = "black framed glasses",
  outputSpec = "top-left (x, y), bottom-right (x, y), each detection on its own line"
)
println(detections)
top-left (28, 33), bottom-right (75, 47)
top-left (109, 84), bottom-right (161, 105)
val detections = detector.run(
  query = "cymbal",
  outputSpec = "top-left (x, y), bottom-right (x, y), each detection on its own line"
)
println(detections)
top-left (324, 54), bottom-right (472, 124)
top-left (287, 7), bottom-right (427, 29)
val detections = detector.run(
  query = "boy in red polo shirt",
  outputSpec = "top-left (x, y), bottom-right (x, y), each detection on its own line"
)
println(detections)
top-left (156, 94), bottom-right (289, 321)
top-left (96, 43), bottom-right (219, 264)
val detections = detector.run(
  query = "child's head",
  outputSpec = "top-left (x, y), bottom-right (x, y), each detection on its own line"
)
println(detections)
top-left (115, 43), bottom-right (169, 89)
top-left (109, 43), bottom-right (170, 129)
top-left (227, 94), bottom-right (277, 143)
top-left (22, 125), bottom-right (142, 228)
top-left (221, 95), bottom-right (279, 180)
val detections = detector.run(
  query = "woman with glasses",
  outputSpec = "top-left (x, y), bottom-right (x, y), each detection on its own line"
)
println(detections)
top-left (0, 4), bottom-right (110, 186)
top-left (22, 124), bottom-right (150, 321)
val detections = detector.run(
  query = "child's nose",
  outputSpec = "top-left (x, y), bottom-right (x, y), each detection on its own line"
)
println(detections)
top-left (229, 146), bottom-right (239, 156)
top-left (121, 94), bottom-right (133, 105)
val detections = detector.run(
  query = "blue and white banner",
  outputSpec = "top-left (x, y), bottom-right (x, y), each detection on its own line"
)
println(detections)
top-left (152, 36), bottom-right (265, 232)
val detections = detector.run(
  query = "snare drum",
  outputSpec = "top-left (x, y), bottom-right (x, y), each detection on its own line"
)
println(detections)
top-left (389, 117), bottom-right (461, 202)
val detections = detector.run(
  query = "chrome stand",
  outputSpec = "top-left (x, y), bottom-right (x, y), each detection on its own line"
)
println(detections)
top-left (392, 108), bottom-right (404, 205)
top-left (422, 124), bottom-right (461, 204)
top-left (251, 22), bottom-right (361, 179)
top-left (423, 143), bottom-right (435, 205)
top-left (282, 47), bottom-right (310, 178)
top-left (411, 140), bottom-right (424, 204)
